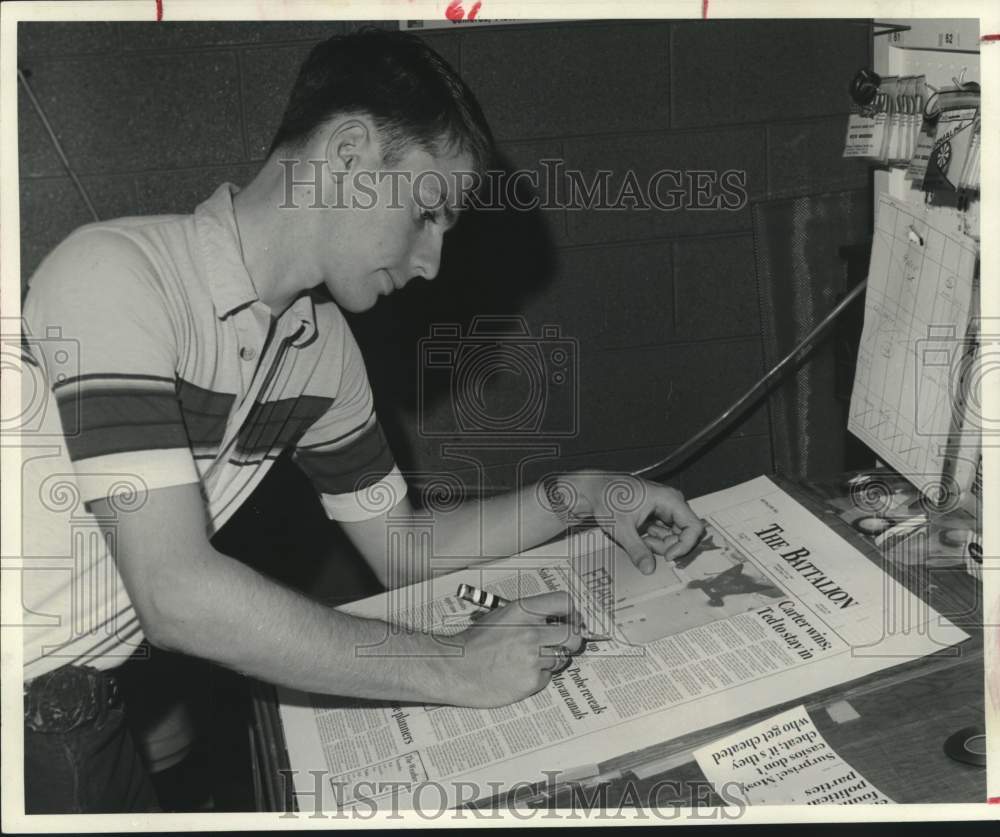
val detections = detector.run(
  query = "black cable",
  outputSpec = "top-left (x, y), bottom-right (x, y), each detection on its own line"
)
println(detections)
top-left (631, 279), bottom-right (869, 481)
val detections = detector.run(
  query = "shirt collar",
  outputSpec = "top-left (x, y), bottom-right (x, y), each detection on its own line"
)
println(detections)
top-left (286, 291), bottom-right (319, 347)
top-left (195, 183), bottom-right (318, 345)
top-left (195, 183), bottom-right (261, 319)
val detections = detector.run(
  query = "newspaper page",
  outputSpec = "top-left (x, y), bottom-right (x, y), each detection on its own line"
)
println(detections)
top-left (693, 705), bottom-right (894, 805)
top-left (278, 476), bottom-right (969, 812)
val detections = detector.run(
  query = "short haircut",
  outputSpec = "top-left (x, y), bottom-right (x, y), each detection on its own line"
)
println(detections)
top-left (268, 27), bottom-right (495, 175)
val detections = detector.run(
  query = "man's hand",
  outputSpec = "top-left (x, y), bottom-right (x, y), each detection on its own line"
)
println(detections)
top-left (448, 592), bottom-right (587, 708)
top-left (557, 472), bottom-right (705, 575)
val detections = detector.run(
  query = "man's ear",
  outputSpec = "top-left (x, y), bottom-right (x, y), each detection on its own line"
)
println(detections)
top-left (324, 118), bottom-right (374, 175)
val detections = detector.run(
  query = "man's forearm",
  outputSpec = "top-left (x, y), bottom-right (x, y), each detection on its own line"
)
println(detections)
top-left (150, 547), bottom-right (466, 703)
top-left (394, 480), bottom-right (571, 586)
top-left (388, 470), bottom-right (696, 587)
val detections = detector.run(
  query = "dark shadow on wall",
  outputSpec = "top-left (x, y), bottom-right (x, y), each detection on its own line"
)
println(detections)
top-left (345, 152), bottom-right (559, 476)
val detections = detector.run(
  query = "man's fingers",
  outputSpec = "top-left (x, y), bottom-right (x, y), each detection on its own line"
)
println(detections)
top-left (648, 494), bottom-right (705, 561)
top-left (544, 609), bottom-right (591, 651)
top-left (664, 518), bottom-right (706, 561)
top-left (608, 518), bottom-right (656, 575)
top-left (654, 496), bottom-right (702, 534)
top-left (540, 624), bottom-right (587, 655)
top-left (541, 597), bottom-right (587, 653)
top-left (516, 590), bottom-right (572, 616)
top-left (645, 521), bottom-right (673, 540)
top-left (642, 532), bottom-right (680, 555)
top-left (540, 645), bottom-right (575, 674)
top-left (514, 591), bottom-right (587, 631)
top-left (641, 533), bottom-right (667, 553)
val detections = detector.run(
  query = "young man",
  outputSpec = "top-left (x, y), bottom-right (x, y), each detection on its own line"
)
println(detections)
top-left (20, 28), bottom-right (704, 813)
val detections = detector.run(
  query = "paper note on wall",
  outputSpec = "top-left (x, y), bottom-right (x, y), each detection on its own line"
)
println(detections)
top-left (848, 194), bottom-right (979, 503)
top-left (693, 705), bottom-right (893, 806)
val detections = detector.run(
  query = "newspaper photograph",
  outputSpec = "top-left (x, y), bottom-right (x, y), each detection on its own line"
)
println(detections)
top-left (278, 476), bottom-right (970, 812)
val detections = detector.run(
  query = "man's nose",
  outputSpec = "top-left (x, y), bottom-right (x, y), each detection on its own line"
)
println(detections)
top-left (411, 228), bottom-right (443, 282)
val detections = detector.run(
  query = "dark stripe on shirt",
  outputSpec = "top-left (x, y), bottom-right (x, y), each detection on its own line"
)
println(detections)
top-left (56, 387), bottom-right (188, 461)
top-left (68, 423), bottom-right (190, 461)
top-left (295, 405), bottom-right (376, 451)
top-left (294, 420), bottom-right (394, 495)
top-left (175, 379), bottom-right (235, 448)
top-left (235, 394), bottom-right (332, 455)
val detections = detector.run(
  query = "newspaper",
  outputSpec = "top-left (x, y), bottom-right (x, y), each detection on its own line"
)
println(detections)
top-left (278, 476), bottom-right (969, 812)
top-left (693, 705), bottom-right (893, 805)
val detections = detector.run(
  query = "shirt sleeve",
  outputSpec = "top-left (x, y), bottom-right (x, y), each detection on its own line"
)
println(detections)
top-left (292, 309), bottom-right (407, 522)
top-left (21, 227), bottom-right (200, 504)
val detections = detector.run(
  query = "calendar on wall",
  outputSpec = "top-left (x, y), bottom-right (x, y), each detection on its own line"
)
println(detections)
top-left (848, 194), bottom-right (980, 509)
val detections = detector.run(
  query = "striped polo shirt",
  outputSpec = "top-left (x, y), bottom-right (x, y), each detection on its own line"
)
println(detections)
top-left (20, 182), bottom-right (406, 677)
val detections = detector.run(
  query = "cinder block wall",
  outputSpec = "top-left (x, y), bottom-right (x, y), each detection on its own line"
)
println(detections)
top-left (18, 20), bottom-right (871, 499)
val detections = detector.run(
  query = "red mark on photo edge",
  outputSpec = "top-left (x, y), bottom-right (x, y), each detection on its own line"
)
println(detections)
top-left (989, 796), bottom-right (1000, 804)
top-left (981, 34), bottom-right (1000, 43)
top-left (702, 0), bottom-right (709, 18)
top-left (445, 0), bottom-right (482, 21)
top-left (155, 0), bottom-right (163, 21)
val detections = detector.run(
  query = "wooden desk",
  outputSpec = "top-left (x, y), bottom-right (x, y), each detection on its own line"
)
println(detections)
top-left (248, 473), bottom-right (985, 810)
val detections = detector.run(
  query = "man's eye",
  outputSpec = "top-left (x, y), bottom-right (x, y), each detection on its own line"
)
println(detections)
top-left (420, 210), bottom-right (437, 224)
